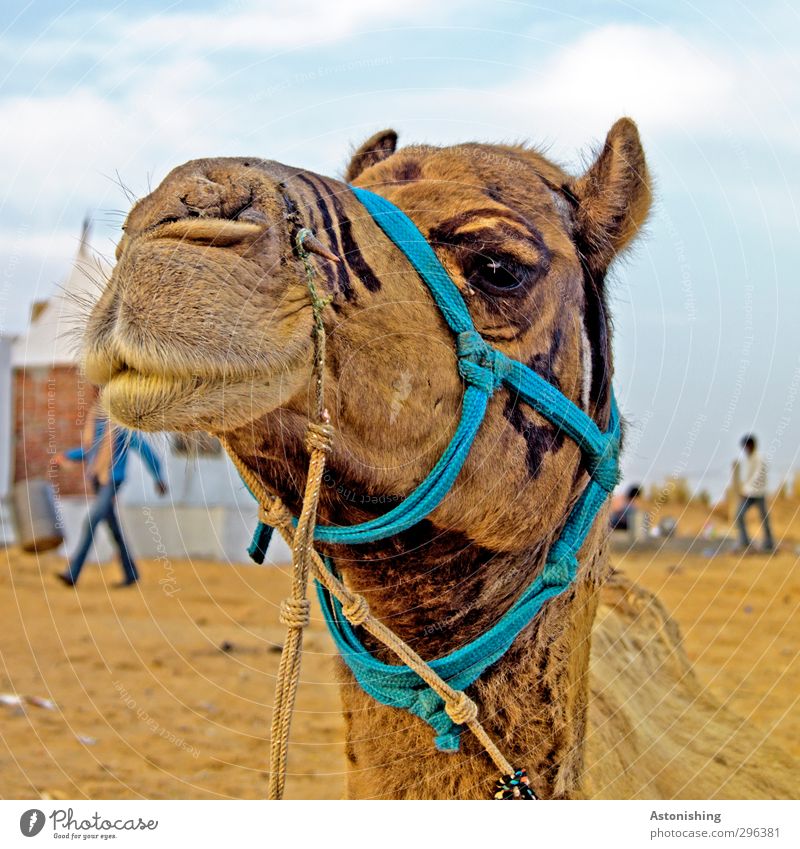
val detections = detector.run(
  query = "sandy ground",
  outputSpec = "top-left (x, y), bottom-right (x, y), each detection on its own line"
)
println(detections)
top-left (1, 499), bottom-right (798, 800)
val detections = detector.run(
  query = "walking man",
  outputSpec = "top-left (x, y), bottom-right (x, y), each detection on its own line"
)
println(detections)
top-left (54, 406), bottom-right (167, 587)
top-left (733, 434), bottom-right (775, 553)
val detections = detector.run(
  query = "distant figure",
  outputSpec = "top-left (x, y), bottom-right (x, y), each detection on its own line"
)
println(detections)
top-left (733, 434), bottom-right (775, 553)
top-left (610, 484), bottom-right (643, 533)
top-left (54, 406), bottom-right (167, 587)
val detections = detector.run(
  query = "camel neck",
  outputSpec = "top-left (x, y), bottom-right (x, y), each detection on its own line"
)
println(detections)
top-left (225, 428), bottom-right (607, 797)
top-left (324, 525), bottom-right (550, 660)
top-left (335, 529), bottom-right (609, 799)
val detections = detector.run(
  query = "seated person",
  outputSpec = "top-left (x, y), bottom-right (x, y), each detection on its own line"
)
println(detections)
top-left (609, 485), bottom-right (642, 532)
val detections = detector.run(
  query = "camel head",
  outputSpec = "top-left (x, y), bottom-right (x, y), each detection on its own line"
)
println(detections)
top-left (84, 118), bottom-right (650, 553)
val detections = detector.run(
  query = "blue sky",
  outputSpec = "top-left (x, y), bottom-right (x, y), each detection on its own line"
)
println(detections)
top-left (1, 0), bottom-right (799, 496)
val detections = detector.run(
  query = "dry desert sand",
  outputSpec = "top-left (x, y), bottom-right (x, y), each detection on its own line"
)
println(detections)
top-left (1, 499), bottom-right (798, 800)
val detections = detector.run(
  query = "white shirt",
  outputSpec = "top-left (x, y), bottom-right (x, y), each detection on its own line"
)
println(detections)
top-left (740, 450), bottom-right (768, 497)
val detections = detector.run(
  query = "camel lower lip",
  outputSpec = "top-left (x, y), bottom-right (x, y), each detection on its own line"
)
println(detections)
top-left (101, 369), bottom-right (203, 420)
top-left (100, 368), bottom-right (262, 432)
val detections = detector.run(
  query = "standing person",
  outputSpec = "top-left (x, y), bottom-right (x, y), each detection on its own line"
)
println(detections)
top-left (54, 405), bottom-right (168, 587)
top-left (733, 434), bottom-right (775, 553)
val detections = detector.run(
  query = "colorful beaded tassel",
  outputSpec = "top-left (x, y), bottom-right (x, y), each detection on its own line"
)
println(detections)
top-left (494, 768), bottom-right (536, 800)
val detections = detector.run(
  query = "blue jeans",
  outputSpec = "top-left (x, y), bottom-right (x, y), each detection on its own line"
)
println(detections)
top-left (735, 496), bottom-right (775, 550)
top-left (67, 480), bottom-right (138, 583)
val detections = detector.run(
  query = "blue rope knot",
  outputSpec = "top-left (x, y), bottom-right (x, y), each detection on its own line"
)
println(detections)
top-left (409, 687), bottom-right (463, 752)
top-left (456, 330), bottom-right (509, 394)
top-left (586, 436), bottom-right (620, 492)
top-left (541, 539), bottom-right (579, 588)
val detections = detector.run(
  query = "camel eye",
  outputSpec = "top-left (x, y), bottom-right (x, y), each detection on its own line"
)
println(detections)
top-left (467, 255), bottom-right (529, 295)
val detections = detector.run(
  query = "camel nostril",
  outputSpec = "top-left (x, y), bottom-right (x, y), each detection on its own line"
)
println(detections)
top-left (181, 177), bottom-right (224, 216)
top-left (236, 208), bottom-right (267, 225)
top-left (154, 215), bottom-right (181, 228)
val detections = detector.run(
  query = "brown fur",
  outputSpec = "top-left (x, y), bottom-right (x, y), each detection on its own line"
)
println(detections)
top-left (81, 120), bottom-right (796, 798)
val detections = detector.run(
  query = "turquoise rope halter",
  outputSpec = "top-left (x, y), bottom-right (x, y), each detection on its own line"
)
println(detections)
top-left (247, 186), bottom-right (620, 752)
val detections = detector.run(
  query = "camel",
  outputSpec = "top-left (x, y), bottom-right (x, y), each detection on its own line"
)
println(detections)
top-left (81, 119), bottom-right (797, 799)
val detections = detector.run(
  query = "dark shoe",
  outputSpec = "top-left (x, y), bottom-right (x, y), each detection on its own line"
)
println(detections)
top-left (56, 572), bottom-right (76, 587)
top-left (113, 578), bottom-right (139, 588)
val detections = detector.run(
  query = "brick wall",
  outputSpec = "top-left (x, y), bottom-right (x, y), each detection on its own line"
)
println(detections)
top-left (13, 366), bottom-right (98, 497)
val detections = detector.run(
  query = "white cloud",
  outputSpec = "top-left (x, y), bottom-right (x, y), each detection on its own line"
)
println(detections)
top-left (3, 18), bottom-right (794, 225)
top-left (320, 24), bottom-right (799, 167)
top-left (0, 229), bottom-right (80, 260)
top-left (492, 24), bottom-right (800, 154)
top-left (0, 228), bottom-right (93, 335)
top-left (0, 0), bottom-right (440, 70)
top-left (1, 18), bottom-right (797, 253)
top-left (518, 25), bottom-right (733, 138)
top-left (119, 0), bottom-right (434, 53)
top-left (0, 58), bottom-right (226, 219)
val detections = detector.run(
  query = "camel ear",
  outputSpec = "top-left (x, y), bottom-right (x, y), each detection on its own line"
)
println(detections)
top-left (572, 118), bottom-right (651, 274)
top-left (345, 129), bottom-right (398, 182)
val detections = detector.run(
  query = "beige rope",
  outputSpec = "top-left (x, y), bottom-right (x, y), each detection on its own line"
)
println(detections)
top-left (218, 436), bottom-right (516, 793)
top-left (264, 418), bottom-right (332, 799)
top-left (260, 232), bottom-right (334, 800)
top-left (217, 228), bottom-right (516, 799)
